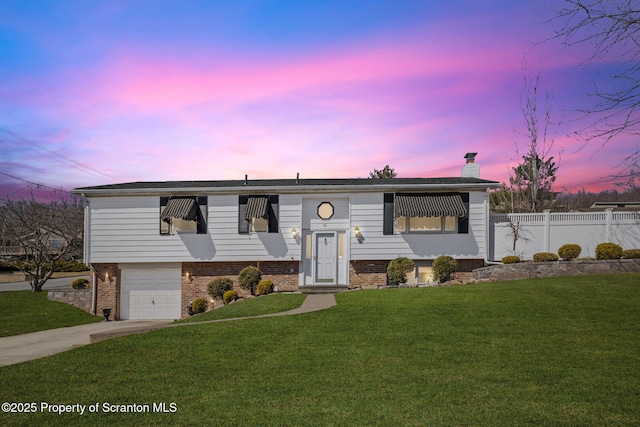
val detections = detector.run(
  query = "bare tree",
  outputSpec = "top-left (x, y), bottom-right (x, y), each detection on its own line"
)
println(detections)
top-left (0, 195), bottom-right (84, 292)
top-left (510, 72), bottom-right (561, 212)
top-left (552, 0), bottom-right (640, 183)
top-left (369, 165), bottom-right (397, 179)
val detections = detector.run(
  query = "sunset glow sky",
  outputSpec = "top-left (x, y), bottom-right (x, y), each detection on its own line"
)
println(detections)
top-left (0, 0), bottom-right (634, 198)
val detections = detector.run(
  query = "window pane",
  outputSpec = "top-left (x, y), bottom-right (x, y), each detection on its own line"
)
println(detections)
top-left (410, 216), bottom-right (441, 231)
top-left (396, 216), bottom-right (406, 232)
top-left (338, 232), bottom-right (345, 259)
top-left (305, 234), bottom-right (312, 260)
top-left (173, 218), bottom-right (197, 233)
top-left (251, 218), bottom-right (269, 232)
top-left (418, 266), bottom-right (434, 283)
top-left (445, 216), bottom-right (456, 232)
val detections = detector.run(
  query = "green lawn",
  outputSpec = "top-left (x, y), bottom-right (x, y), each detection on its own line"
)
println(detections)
top-left (0, 291), bottom-right (102, 337)
top-left (1, 273), bottom-right (639, 426)
top-left (176, 293), bottom-right (306, 323)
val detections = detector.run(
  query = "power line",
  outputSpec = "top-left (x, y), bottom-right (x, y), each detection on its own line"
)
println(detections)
top-left (0, 126), bottom-right (114, 180)
top-left (0, 170), bottom-right (74, 199)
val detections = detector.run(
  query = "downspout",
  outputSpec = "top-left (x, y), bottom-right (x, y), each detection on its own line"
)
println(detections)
top-left (89, 265), bottom-right (97, 315)
top-left (82, 194), bottom-right (97, 315)
top-left (484, 188), bottom-right (490, 265)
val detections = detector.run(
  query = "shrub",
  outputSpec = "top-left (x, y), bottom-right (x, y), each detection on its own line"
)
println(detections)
top-left (256, 280), bottom-right (274, 296)
top-left (71, 278), bottom-right (89, 290)
top-left (386, 257), bottom-right (415, 286)
top-left (596, 243), bottom-right (623, 260)
top-left (622, 249), bottom-right (640, 259)
top-left (533, 252), bottom-right (559, 262)
top-left (501, 255), bottom-right (521, 264)
top-left (207, 277), bottom-right (234, 300)
top-left (432, 255), bottom-right (457, 282)
top-left (238, 266), bottom-right (262, 295)
top-left (191, 297), bottom-right (208, 314)
top-left (223, 290), bottom-right (238, 305)
top-left (54, 260), bottom-right (89, 272)
top-left (558, 244), bottom-right (582, 260)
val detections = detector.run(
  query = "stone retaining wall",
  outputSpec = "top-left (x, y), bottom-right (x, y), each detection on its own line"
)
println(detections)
top-left (47, 289), bottom-right (91, 313)
top-left (473, 259), bottom-right (640, 282)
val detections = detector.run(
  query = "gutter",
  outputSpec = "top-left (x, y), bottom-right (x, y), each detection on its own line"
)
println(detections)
top-left (72, 182), bottom-right (501, 198)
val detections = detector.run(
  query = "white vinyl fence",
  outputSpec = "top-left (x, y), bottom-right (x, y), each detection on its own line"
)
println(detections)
top-left (489, 209), bottom-right (640, 261)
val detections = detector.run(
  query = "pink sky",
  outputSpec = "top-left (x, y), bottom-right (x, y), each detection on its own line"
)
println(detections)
top-left (0, 0), bottom-right (635, 198)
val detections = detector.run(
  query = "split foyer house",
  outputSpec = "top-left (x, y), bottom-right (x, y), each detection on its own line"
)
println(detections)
top-left (73, 153), bottom-right (498, 320)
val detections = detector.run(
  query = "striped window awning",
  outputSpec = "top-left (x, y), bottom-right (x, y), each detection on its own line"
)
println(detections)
top-left (394, 193), bottom-right (467, 218)
top-left (161, 197), bottom-right (197, 223)
top-left (244, 196), bottom-right (269, 220)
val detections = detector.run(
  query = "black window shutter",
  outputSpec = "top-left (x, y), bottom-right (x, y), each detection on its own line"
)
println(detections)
top-left (383, 193), bottom-right (395, 235)
top-left (458, 193), bottom-right (470, 234)
top-left (160, 197), bottom-right (170, 235)
top-left (268, 195), bottom-right (279, 233)
top-left (238, 196), bottom-right (249, 234)
top-left (196, 196), bottom-right (208, 234)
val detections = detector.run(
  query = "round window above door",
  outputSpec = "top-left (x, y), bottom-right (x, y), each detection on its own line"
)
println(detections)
top-left (317, 202), bottom-right (334, 219)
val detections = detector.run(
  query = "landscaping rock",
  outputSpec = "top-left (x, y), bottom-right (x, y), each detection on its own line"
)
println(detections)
top-left (473, 259), bottom-right (640, 282)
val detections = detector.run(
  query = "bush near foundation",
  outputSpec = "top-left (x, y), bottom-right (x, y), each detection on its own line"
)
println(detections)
top-left (622, 249), bottom-right (640, 259)
top-left (387, 257), bottom-right (415, 286)
top-left (533, 252), bottom-right (559, 262)
top-left (433, 255), bottom-right (457, 282)
top-left (596, 243), bottom-right (623, 260)
top-left (191, 298), bottom-right (208, 314)
top-left (239, 266), bottom-right (262, 296)
top-left (208, 278), bottom-right (234, 300)
top-left (256, 280), bottom-right (274, 296)
top-left (223, 290), bottom-right (238, 305)
top-left (71, 278), bottom-right (89, 290)
top-left (558, 244), bottom-right (582, 260)
top-left (501, 255), bottom-right (521, 264)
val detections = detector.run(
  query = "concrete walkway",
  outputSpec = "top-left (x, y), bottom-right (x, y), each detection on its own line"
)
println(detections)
top-left (0, 294), bottom-right (336, 367)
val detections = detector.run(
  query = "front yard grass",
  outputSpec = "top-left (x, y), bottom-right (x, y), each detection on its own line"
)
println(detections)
top-left (0, 291), bottom-right (102, 337)
top-left (1, 273), bottom-right (639, 426)
top-left (176, 293), bottom-right (306, 323)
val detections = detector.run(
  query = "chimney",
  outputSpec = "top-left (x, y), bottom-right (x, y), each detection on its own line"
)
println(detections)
top-left (462, 152), bottom-right (480, 178)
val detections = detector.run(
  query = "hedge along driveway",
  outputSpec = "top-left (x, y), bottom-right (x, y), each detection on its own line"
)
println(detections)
top-left (1, 274), bottom-right (639, 426)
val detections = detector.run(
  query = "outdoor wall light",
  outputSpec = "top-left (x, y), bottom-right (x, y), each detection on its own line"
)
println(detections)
top-left (105, 272), bottom-right (113, 283)
top-left (185, 271), bottom-right (194, 282)
top-left (354, 227), bottom-right (361, 238)
top-left (291, 228), bottom-right (298, 239)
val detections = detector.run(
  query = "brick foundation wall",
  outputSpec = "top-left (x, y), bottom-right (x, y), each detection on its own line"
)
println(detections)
top-left (457, 259), bottom-right (485, 272)
top-left (182, 261), bottom-right (299, 318)
top-left (90, 263), bottom-right (119, 319)
top-left (348, 258), bottom-right (485, 289)
top-left (349, 260), bottom-right (388, 289)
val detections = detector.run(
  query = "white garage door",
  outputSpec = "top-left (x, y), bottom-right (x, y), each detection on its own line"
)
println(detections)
top-left (120, 265), bottom-right (182, 320)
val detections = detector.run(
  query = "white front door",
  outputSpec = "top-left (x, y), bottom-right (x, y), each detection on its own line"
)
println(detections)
top-left (315, 232), bottom-right (337, 284)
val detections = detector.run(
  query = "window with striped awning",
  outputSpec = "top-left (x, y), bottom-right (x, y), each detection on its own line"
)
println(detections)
top-left (160, 196), bottom-right (207, 235)
top-left (243, 196), bottom-right (270, 220)
top-left (394, 193), bottom-right (467, 218)
top-left (161, 197), bottom-right (198, 223)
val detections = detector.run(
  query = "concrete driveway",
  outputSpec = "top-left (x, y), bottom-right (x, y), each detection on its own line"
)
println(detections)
top-left (0, 293), bottom-right (337, 367)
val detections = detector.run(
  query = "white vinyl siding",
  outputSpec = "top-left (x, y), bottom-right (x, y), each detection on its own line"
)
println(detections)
top-left (349, 192), bottom-right (487, 260)
top-left (87, 195), bottom-right (300, 263)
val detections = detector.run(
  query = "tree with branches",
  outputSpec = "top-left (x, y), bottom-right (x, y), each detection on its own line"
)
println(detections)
top-left (0, 195), bottom-right (84, 292)
top-left (552, 0), bottom-right (640, 183)
top-left (369, 165), bottom-right (397, 179)
top-left (510, 72), bottom-right (561, 212)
